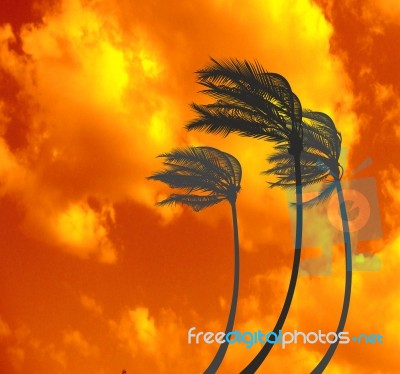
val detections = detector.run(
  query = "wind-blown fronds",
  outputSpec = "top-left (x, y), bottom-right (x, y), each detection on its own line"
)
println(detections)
top-left (148, 146), bottom-right (242, 211)
top-left (187, 58), bottom-right (306, 374)
top-left (149, 146), bottom-right (244, 372)
top-left (186, 58), bottom-right (303, 150)
top-left (189, 102), bottom-right (288, 142)
top-left (266, 109), bottom-right (343, 207)
top-left (156, 194), bottom-right (225, 212)
top-left (302, 110), bottom-right (341, 164)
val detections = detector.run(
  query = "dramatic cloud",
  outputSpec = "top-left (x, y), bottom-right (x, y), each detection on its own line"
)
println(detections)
top-left (109, 307), bottom-right (210, 372)
top-left (1, 0), bottom-right (397, 373)
top-left (0, 0), bottom-right (182, 261)
top-left (0, 0), bottom-right (358, 262)
top-left (63, 330), bottom-right (99, 357)
top-left (80, 294), bottom-right (103, 316)
top-left (0, 316), bottom-right (11, 339)
top-left (0, 319), bottom-right (66, 372)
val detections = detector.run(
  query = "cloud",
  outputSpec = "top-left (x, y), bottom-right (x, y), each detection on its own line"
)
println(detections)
top-left (220, 218), bottom-right (397, 372)
top-left (359, 0), bottom-right (400, 25)
top-left (0, 138), bottom-right (27, 196)
top-left (63, 330), bottom-right (99, 357)
top-left (0, 0), bottom-right (359, 263)
top-left (0, 0), bottom-right (183, 261)
top-left (7, 346), bottom-right (25, 372)
top-left (380, 166), bottom-right (400, 233)
top-left (54, 202), bottom-right (117, 263)
top-left (1, 0), bottom-right (386, 372)
top-left (80, 294), bottom-right (103, 316)
top-left (123, 0), bottom-right (358, 252)
top-left (0, 315), bottom-right (11, 338)
top-left (0, 318), bottom-right (67, 372)
top-left (110, 307), bottom-right (156, 355)
top-left (109, 307), bottom-right (210, 372)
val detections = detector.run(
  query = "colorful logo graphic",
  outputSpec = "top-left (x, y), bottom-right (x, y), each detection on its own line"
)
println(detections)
top-left (288, 159), bottom-right (382, 276)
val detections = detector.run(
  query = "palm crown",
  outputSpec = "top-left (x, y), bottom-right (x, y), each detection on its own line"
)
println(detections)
top-left (148, 146), bottom-right (242, 211)
top-left (148, 145), bottom-right (243, 373)
top-left (186, 58), bottom-right (306, 373)
top-left (186, 58), bottom-right (303, 154)
top-left (265, 110), bottom-right (343, 205)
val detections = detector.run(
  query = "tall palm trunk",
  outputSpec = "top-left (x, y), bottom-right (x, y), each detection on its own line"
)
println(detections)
top-left (241, 154), bottom-right (303, 373)
top-left (204, 201), bottom-right (240, 373)
top-left (311, 181), bottom-right (352, 373)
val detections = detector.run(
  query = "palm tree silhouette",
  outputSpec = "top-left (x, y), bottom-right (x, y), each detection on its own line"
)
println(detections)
top-left (266, 110), bottom-right (352, 373)
top-left (148, 146), bottom-right (242, 373)
top-left (186, 58), bottom-right (304, 372)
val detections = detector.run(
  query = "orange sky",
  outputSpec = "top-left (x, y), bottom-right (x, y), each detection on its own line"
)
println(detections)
top-left (0, 0), bottom-right (399, 373)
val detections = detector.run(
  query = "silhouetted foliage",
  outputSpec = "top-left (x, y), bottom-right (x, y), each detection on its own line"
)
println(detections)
top-left (148, 146), bottom-right (241, 210)
top-left (148, 146), bottom-right (242, 373)
top-left (265, 109), bottom-right (352, 373)
top-left (265, 109), bottom-right (343, 199)
top-left (187, 58), bottom-right (305, 372)
top-left (187, 58), bottom-right (303, 154)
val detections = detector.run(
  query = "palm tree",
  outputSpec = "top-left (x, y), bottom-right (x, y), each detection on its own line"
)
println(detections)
top-left (148, 146), bottom-right (242, 373)
top-left (186, 58), bottom-right (304, 371)
top-left (265, 110), bottom-right (352, 373)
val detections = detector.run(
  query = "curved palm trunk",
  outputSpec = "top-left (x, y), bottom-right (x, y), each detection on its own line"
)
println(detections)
top-left (204, 201), bottom-right (240, 373)
top-left (241, 154), bottom-right (303, 373)
top-left (311, 181), bottom-right (352, 373)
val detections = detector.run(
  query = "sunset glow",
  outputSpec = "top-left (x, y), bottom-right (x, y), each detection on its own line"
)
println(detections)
top-left (0, 0), bottom-right (399, 373)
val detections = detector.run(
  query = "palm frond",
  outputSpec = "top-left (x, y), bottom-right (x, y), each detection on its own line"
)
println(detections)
top-left (302, 181), bottom-right (338, 209)
top-left (216, 149), bottom-right (243, 188)
top-left (198, 84), bottom-right (287, 126)
top-left (267, 170), bottom-right (330, 188)
top-left (157, 194), bottom-right (225, 212)
top-left (265, 109), bottom-right (344, 209)
top-left (148, 171), bottom-right (226, 195)
top-left (189, 58), bottom-right (303, 142)
top-left (302, 110), bottom-right (342, 160)
top-left (187, 103), bottom-right (288, 143)
top-left (197, 58), bottom-right (299, 118)
top-left (148, 146), bottom-right (242, 211)
top-left (156, 147), bottom-right (233, 187)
